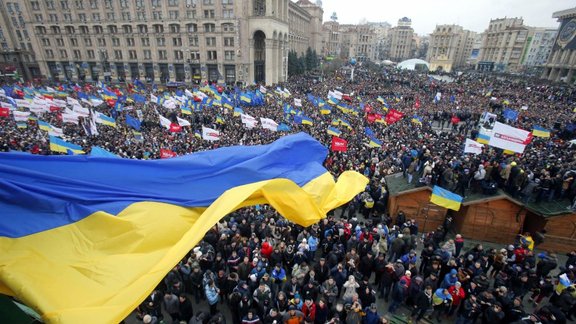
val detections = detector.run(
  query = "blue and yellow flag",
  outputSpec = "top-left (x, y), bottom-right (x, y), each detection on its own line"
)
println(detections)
top-left (411, 115), bottom-right (422, 125)
top-left (339, 118), bottom-right (352, 130)
top-left (430, 185), bottom-right (463, 211)
top-left (327, 126), bottom-right (342, 137)
top-left (216, 115), bottom-right (225, 124)
top-left (233, 107), bottom-right (244, 117)
top-left (181, 106), bottom-right (192, 115)
top-left (49, 135), bottom-right (85, 154)
top-left (320, 106), bottom-right (332, 115)
top-left (301, 116), bottom-right (314, 125)
top-left (0, 133), bottom-right (368, 324)
top-left (532, 125), bottom-right (550, 138)
top-left (368, 136), bottom-right (382, 148)
top-left (38, 120), bottom-right (51, 132)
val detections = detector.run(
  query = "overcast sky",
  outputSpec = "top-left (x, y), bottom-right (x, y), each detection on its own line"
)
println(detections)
top-left (318, 0), bottom-right (574, 35)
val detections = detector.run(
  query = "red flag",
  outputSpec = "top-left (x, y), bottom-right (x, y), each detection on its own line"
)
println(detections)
top-left (0, 107), bottom-right (9, 117)
top-left (169, 123), bottom-right (182, 133)
top-left (385, 109), bottom-right (404, 124)
top-left (193, 96), bottom-right (202, 102)
top-left (451, 115), bottom-right (460, 124)
top-left (364, 104), bottom-right (373, 113)
top-left (331, 137), bottom-right (348, 152)
top-left (523, 132), bottom-right (534, 145)
top-left (342, 95), bottom-right (352, 102)
top-left (414, 98), bottom-right (421, 109)
top-left (160, 149), bottom-right (177, 159)
top-left (49, 106), bottom-right (61, 112)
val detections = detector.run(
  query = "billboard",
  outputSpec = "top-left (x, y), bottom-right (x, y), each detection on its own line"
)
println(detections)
top-left (553, 18), bottom-right (576, 51)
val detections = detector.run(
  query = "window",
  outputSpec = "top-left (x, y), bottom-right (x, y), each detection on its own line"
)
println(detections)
top-left (174, 50), bottom-right (183, 60)
top-left (52, 26), bottom-right (61, 34)
top-left (206, 37), bottom-right (216, 46)
top-left (144, 50), bottom-right (151, 59)
top-left (135, 0), bottom-right (144, 7)
top-left (129, 50), bottom-right (137, 59)
top-left (126, 38), bottom-right (135, 46)
top-left (73, 49), bottom-right (81, 59)
top-left (63, 14), bottom-right (72, 22)
top-left (97, 38), bottom-right (106, 46)
top-left (46, 1), bottom-right (55, 10)
top-left (60, 49), bottom-right (68, 58)
top-left (80, 26), bottom-right (89, 34)
top-left (87, 49), bottom-right (95, 58)
top-left (170, 24), bottom-right (180, 33)
top-left (78, 13), bottom-right (87, 21)
top-left (173, 37), bottom-right (182, 46)
top-left (75, 0), bottom-right (83, 9)
top-left (222, 0), bottom-right (233, 4)
top-left (224, 37), bottom-right (234, 46)
top-left (152, 11), bottom-right (162, 20)
top-left (158, 50), bottom-right (167, 60)
top-left (122, 12), bottom-right (131, 20)
top-left (187, 23), bottom-right (197, 32)
top-left (106, 12), bottom-right (115, 20)
top-left (114, 50), bottom-right (122, 59)
top-left (108, 25), bottom-right (118, 34)
top-left (123, 25), bottom-right (133, 33)
top-left (168, 0), bottom-right (178, 6)
top-left (49, 14), bottom-right (58, 22)
top-left (190, 51), bottom-right (200, 60)
top-left (188, 36), bottom-right (198, 46)
top-left (61, 1), bottom-right (69, 9)
top-left (224, 50), bottom-right (234, 61)
top-left (66, 26), bottom-right (75, 34)
top-left (138, 25), bottom-right (148, 33)
top-left (112, 38), bottom-right (120, 46)
top-left (89, 0), bottom-right (98, 9)
top-left (204, 10), bottom-right (215, 18)
top-left (222, 9), bottom-right (233, 18)
top-left (153, 25), bottom-right (163, 33)
top-left (141, 37), bottom-right (150, 46)
top-left (156, 37), bottom-right (165, 46)
top-left (92, 13), bottom-right (101, 21)
top-left (137, 12), bottom-right (146, 20)
top-left (42, 38), bottom-right (51, 46)
top-left (93, 26), bottom-right (103, 34)
top-left (253, 0), bottom-right (265, 16)
top-left (35, 14), bottom-right (43, 22)
top-left (186, 10), bottom-right (196, 19)
top-left (204, 23), bottom-right (215, 32)
top-left (84, 37), bottom-right (92, 46)
top-left (169, 11), bottom-right (179, 20)
top-left (37, 26), bottom-right (47, 35)
top-left (222, 23), bottom-right (234, 32)
top-left (104, 0), bottom-right (112, 7)
top-left (151, 0), bottom-right (160, 6)
top-left (31, 1), bottom-right (41, 10)
top-left (120, 0), bottom-right (128, 8)
top-left (56, 38), bottom-right (65, 46)
top-left (207, 50), bottom-right (217, 60)
top-left (203, 0), bottom-right (214, 4)
top-left (45, 49), bottom-right (54, 58)
top-left (70, 38), bottom-right (78, 46)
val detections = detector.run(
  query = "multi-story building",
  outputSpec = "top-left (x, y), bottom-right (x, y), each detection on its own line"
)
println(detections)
top-left (542, 7), bottom-right (576, 83)
top-left (476, 17), bottom-right (530, 72)
top-left (320, 21), bottom-right (377, 62)
top-left (388, 17), bottom-right (416, 62)
top-left (0, 0), bottom-right (323, 85)
top-left (321, 21), bottom-right (340, 58)
top-left (522, 28), bottom-right (557, 68)
top-left (368, 22), bottom-right (391, 61)
top-left (427, 24), bottom-right (477, 72)
top-left (289, 0), bottom-right (323, 55)
top-left (0, 2), bottom-right (41, 80)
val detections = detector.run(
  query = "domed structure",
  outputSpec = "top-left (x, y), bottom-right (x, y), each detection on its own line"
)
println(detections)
top-left (396, 59), bottom-right (430, 71)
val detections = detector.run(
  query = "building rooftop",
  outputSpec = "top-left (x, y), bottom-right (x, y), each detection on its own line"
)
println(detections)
top-left (552, 7), bottom-right (576, 19)
top-left (385, 173), bottom-right (573, 217)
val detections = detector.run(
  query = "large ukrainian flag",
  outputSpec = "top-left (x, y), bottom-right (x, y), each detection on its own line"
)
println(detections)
top-left (430, 185), bottom-right (463, 211)
top-left (0, 133), bottom-right (367, 324)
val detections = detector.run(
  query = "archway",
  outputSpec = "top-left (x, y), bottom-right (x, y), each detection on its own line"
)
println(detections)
top-left (253, 30), bottom-right (266, 83)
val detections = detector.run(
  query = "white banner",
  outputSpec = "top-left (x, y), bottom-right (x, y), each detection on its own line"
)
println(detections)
top-left (489, 121), bottom-right (530, 153)
top-left (259, 85), bottom-right (267, 94)
top-left (241, 113), bottom-right (258, 129)
top-left (73, 105), bottom-right (90, 117)
top-left (159, 114), bottom-right (171, 129)
top-left (260, 117), bottom-right (278, 131)
top-left (49, 125), bottom-right (64, 137)
top-left (464, 138), bottom-right (484, 155)
top-left (13, 111), bottom-right (30, 122)
top-left (67, 97), bottom-right (80, 106)
top-left (202, 126), bottom-right (220, 141)
top-left (294, 98), bottom-right (302, 107)
top-left (177, 117), bottom-right (191, 127)
top-left (15, 99), bottom-right (31, 108)
top-left (62, 113), bottom-right (80, 125)
top-left (332, 90), bottom-right (343, 100)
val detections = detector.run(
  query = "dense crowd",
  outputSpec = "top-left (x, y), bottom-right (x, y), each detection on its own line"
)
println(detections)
top-left (1, 67), bottom-right (576, 324)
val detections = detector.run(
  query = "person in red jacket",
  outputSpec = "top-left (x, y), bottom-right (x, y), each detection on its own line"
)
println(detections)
top-left (261, 241), bottom-right (274, 259)
top-left (301, 298), bottom-right (316, 324)
top-left (447, 282), bottom-right (466, 317)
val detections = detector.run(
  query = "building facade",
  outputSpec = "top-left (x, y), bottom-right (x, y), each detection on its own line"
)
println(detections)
top-left (522, 28), bottom-right (557, 68)
top-left (289, 0), bottom-right (323, 55)
top-left (388, 17), bottom-right (416, 62)
top-left (427, 24), bottom-right (477, 72)
top-left (542, 7), bottom-right (576, 83)
top-left (0, 0), bottom-right (323, 85)
top-left (476, 17), bottom-right (530, 72)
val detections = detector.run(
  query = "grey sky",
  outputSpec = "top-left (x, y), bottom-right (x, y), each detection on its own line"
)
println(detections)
top-left (319, 0), bottom-right (574, 35)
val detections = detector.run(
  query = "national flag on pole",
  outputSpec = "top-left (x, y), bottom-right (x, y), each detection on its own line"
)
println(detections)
top-left (201, 125), bottom-right (220, 141)
top-left (327, 126), bottom-right (342, 137)
top-left (430, 186), bottom-right (463, 211)
top-left (368, 137), bottom-right (382, 148)
top-left (532, 126), bottom-right (550, 138)
top-left (38, 120), bottom-right (51, 132)
top-left (125, 115), bottom-right (141, 131)
top-left (331, 137), bottom-right (348, 152)
top-left (464, 138), bottom-right (484, 155)
top-left (97, 113), bottom-right (117, 128)
top-left (49, 136), bottom-right (85, 154)
top-left (233, 107), bottom-right (243, 117)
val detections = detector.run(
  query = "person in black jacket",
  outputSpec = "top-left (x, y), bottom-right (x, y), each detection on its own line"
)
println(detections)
top-left (411, 286), bottom-right (433, 323)
top-left (456, 295), bottom-right (481, 324)
top-left (178, 294), bottom-right (194, 323)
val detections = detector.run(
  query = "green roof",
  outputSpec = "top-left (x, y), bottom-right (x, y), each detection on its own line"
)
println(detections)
top-left (384, 173), bottom-right (573, 218)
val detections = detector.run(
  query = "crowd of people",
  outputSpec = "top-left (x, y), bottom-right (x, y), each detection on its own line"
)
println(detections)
top-left (2, 67), bottom-right (576, 324)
